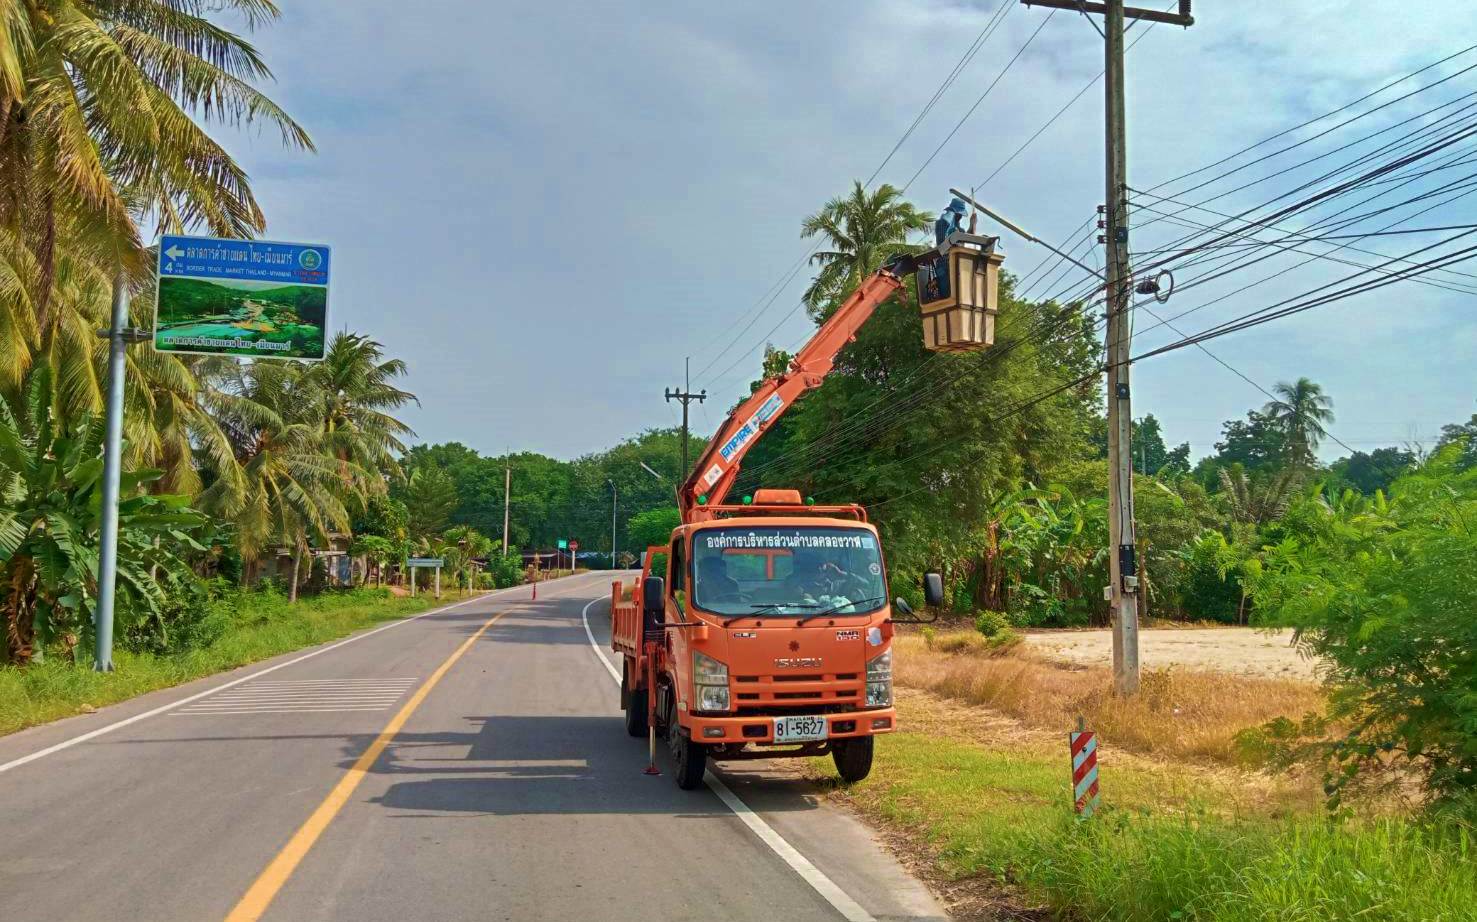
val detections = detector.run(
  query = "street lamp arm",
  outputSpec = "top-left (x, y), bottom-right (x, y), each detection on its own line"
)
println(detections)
top-left (948, 187), bottom-right (1106, 284)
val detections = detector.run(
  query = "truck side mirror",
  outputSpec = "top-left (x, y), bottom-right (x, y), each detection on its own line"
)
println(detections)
top-left (641, 575), bottom-right (666, 635)
top-left (922, 571), bottom-right (945, 607)
top-left (642, 575), bottom-right (665, 614)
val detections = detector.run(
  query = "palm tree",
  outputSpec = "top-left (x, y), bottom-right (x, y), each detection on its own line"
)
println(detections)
top-left (800, 182), bottom-right (929, 315)
top-left (1263, 377), bottom-right (1335, 468)
top-left (197, 360), bottom-right (355, 598)
top-left (403, 466), bottom-right (459, 539)
top-left (308, 332), bottom-right (418, 491)
top-left (1218, 465), bottom-right (1302, 525)
top-left (0, 0), bottom-right (312, 277)
top-left (0, 0), bottom-right (311, 500)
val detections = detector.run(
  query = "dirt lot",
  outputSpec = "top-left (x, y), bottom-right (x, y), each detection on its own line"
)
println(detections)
top-left (1021, 626), bottom-right (1321, 680)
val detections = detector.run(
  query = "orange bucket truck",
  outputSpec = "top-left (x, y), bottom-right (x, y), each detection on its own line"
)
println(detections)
top-left (611, 230), bottom-right (1002, 788)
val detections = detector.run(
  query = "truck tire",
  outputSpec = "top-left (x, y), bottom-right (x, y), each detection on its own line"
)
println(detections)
top-left (832, 736), bottom-right (874, 784)
top-left (622, 661), bottom-right (647, 737)
top-left (668, 728), bottom-right (708, 790)
top-left (661, 693), bottom-right (707, 789)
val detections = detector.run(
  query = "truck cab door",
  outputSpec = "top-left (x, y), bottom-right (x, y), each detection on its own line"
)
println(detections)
top-left (667, 536), bottom-right (687, 621)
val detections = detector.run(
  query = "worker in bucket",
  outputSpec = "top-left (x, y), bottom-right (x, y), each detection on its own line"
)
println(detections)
top-left (928, 196), bottom-right (978, 301)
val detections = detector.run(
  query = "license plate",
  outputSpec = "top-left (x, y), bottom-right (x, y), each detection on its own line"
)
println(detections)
top-left (773, 715), bottom-right (828, 742)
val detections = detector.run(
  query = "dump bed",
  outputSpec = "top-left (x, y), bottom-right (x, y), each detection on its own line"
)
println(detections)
top-left (610, 544), bottom-right (664, 657)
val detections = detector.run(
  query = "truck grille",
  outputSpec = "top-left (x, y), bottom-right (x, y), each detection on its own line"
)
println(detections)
top-left (731, 673), bottom-right (863, 712)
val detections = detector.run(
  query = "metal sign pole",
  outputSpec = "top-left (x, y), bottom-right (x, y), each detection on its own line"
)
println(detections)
top-left (93, 272), bottom-right (133, 672)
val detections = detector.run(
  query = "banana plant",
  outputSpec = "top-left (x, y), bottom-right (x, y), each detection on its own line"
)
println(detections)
top-left (0, 366), bottom-right (205, 664)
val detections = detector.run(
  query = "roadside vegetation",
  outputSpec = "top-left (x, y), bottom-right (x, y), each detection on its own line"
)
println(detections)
top-left (835, 692), bottom-right (1477, 922)
top-left (0, 586), bottom-right (453, 737)
top-left (0, 4), bottom-right (523, 700)
top-left (903, 631), bottom-right (1322, 764)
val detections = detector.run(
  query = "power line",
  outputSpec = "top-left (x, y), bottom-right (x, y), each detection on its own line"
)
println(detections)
top-left (901, 8), bottom-right (1057, 191)
top-left (689, 2), bottom-right (1018, 381)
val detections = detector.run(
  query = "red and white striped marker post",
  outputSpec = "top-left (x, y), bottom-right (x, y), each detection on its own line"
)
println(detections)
top-left (1070, 717), bottom-right (1100, 818)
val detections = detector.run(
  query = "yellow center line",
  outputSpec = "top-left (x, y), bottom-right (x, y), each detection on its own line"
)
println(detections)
top-left (224, 608), bottom-right (507, 922)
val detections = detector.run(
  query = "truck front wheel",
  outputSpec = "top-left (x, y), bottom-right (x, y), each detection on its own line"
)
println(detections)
top-left (622, 660), bottom-right (647, 737)
top-left (832, 736), bottom-right (874, 784)
top-left (668, 728), bottom-right (708, 790)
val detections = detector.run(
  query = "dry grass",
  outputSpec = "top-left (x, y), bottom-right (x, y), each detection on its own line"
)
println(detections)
top-left (895, 630), bottom-right (1326, 765)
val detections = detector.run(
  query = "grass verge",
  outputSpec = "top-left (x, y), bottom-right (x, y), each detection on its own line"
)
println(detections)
top-left (895, 630), bottom-right (1323, 764)
top-left (822, 691), bottom-right (1476, 922)
top-left (0, 587), bottom-right (459, 737)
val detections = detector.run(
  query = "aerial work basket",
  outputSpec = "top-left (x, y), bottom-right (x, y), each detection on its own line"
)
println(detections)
top-left (916, 234), bottom-right (1004, 353)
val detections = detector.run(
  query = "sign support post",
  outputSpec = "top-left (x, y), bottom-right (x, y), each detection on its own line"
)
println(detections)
top-left (94, 271), bottom-right (146, 672)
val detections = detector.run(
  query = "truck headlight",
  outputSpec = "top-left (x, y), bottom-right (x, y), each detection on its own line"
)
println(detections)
top-left (694, 652), bottom-right (730, 711)
top-left (866, 649), bottom-right (892, 707)
top-left (697, 684), bottom-right (730, 711)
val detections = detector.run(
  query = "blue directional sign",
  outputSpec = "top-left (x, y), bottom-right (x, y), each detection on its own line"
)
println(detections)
top-left (153, 235), bottom-right (332, 360)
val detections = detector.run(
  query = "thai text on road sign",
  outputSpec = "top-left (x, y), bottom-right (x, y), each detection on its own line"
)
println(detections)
top-left (153, 234), bottom-right (332, 361)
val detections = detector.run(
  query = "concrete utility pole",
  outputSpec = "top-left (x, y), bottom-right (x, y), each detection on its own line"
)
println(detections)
top-left (1022, 0), bottom-right (1194, 695)
top-left (607, 479), bottom-right (618, 570)
top-left (665, 356), bottom-right (706, 479)
top-left (502, 461), bottom-right (511, 556)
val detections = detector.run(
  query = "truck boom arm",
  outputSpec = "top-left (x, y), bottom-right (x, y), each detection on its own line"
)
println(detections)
top-left (679, 268), bottom-right (906, 521)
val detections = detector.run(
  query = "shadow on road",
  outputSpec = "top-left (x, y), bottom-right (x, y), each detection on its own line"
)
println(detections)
top-left (364, 714), bottom-right (822, 818)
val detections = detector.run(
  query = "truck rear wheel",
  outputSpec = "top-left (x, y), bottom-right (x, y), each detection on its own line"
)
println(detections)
top-left (622, 660), bottom-right (647, 737)
top-left (832, 736), bottom-right (874, 784)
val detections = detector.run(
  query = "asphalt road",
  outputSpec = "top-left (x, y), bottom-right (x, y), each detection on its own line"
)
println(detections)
top-left (0, 572), bottom-right (945, 922)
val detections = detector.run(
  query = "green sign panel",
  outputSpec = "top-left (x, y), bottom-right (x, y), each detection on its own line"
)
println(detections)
top-left (556, 539), bottom-right (568, 549)
top-left (154, 234), bottom-right (331, 361)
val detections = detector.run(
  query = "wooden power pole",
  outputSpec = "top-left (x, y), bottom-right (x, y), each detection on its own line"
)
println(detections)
top-left (1022, 0), bottom-right (1194, 695)
top-left (665, 357), bottom-right (706, 479)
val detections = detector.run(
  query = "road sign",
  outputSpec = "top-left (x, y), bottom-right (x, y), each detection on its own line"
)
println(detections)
top-left (556, 539), bottom-right (568, 549)
top-left (569, 540), bottom-right (579, 551)
top-left (153, 234), bottom-right (332, 360)
top-left (407, 557), bottom-right (444, 567)
top-left (1071, 723), bottom-right (1100, 818)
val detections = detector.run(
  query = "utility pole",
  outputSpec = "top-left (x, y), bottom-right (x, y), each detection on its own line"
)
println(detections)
top-left (1022, 0), bottom-right (1193, 695)
top-left (665, 356), bottom-right (706, 479)
top-left (502, 460), bottom-right (511, 556)
top-left (94, 271), bottom-right (147, 672)
top-left (607, 479), bottom-right (618, 570)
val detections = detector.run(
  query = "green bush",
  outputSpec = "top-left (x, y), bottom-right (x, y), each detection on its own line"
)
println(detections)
top-left (974, 610), bottom-right (1011, 638)
top-left (120, 578), bottom-right (233, 655)
top-left (1251, 452), bottom-right (1477, 807)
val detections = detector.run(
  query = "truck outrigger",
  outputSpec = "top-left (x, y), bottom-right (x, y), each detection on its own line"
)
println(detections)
top-left (611, 227), bottom-right (1005, 788)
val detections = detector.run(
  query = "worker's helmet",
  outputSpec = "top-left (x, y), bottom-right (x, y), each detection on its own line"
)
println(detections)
top-left (946, 197), bottom-right (968, 215)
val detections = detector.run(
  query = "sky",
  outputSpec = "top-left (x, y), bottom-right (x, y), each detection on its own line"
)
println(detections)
top-left (220, 1), bottom-right (1477, 463)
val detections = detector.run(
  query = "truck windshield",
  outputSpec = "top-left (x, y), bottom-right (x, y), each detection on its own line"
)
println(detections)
top-left (691, 526), bottom-right (886, 617)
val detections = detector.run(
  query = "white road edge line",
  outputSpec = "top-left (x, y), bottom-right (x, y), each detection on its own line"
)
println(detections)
top-left (579, 596), bottom-right (875, 922)
top-left (0, 576), bottom-right (583, 777)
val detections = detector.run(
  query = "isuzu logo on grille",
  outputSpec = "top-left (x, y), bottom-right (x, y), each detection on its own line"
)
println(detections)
top-left (774, 657), bottom-right (823, 669)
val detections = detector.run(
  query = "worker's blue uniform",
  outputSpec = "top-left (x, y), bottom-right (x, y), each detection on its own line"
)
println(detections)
top-left (935, 205), bottom-right (965, 245)
top-left (927, 198), bottom-right (969, 301)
